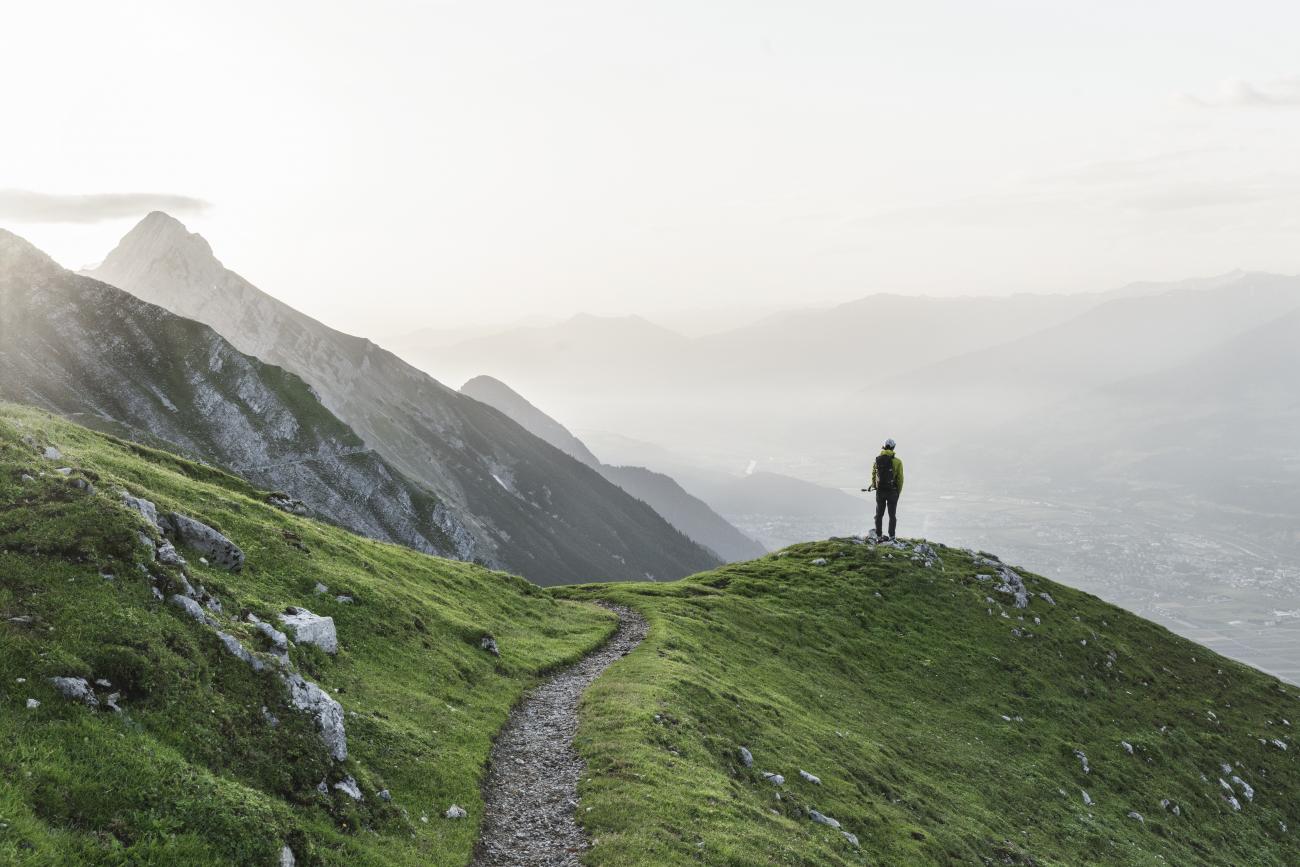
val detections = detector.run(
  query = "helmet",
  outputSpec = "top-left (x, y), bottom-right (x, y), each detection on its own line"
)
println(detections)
top-left (884, 438), bottom-right (896, 449)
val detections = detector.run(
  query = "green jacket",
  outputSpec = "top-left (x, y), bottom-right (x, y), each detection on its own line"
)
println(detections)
top-left (870, 449), bottom-right (904, 494)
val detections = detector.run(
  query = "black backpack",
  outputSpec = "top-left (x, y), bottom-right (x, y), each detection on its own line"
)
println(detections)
top-left (875, 453), bottom-right (896, 492)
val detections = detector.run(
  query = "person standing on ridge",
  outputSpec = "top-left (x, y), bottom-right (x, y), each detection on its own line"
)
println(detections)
top-left (868, 438), bottom-right (904, 540)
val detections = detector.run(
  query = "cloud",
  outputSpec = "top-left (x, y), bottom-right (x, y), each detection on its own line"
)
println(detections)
top-left (0, 189), bottom-right (210, 223)
top-left (1184, 77), bottom-right (1300, 108)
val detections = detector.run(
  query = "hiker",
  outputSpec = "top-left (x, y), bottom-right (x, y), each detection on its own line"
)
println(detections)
top-left (868, 438), bottom-right (904, 540)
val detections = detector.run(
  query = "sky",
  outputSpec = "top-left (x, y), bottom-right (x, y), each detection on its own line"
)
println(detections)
top-left (3, 0), bottom-right (1300, 336)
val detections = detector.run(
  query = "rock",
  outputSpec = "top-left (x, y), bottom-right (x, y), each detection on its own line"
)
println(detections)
top-left (810, 558), bottom-right (828, 566)
top-left (279, 608), bottom-right (338, 654)
top-left (1074, 750), bottom-right (1090, 774)
top-left (262, 705), bottom-right (280, 727)
top-left (1121, 741), bottom-right (1134, 755)
top-left (378, 789), bottom-right (392, 802)
top-left (798, 769), bottom-right (822, 785)
top-left (164, 513), bottom-right (244, 571)
top-left (216, 631), bottom-right (265, 672)
top-left (445, 805), bottom-right (468, 819)
top-left (761, 772), bottom-right (785, 786)
top-left (49, 676), bottom-right (97, 707)
top-left (170, 594), bottom-right (213, 626)
top-left (1039, 592), bottom-right (1056, 606)
top-left (54, 467), bottom-right (73, 476)
top-left (25, 698), bottom-right (40, 709)
top-left (1272, 738), bottom-right (1288, 751)
top-left (1232, 776), bottom-right (1255, 801)
top-left (254, 621), bottom-right (290, 653)
top-left (809, 810), bottom-right (841, 829)
top-left (335, 595), bottom-right (353, 604)
top-left (156, 540), bottom-right (187, 567)
top-left (842, 831), bottom-right (859, 847)
top-left (911, 543), bottom-right (940, 568)
top-left (333, 776), bottom-right (363, 801)
top-left (1160, 798), bottom-right (1181, 816)
top-left (1127, 811), bottom-right (1144, 823)
top-left (94, 678), bottom-right (111, 687)
top-left (104, 692), bottom-right (123, 713)
top-left (121, 493), bottom-right (163, 529)
top-left (1081, 789), bottom-right (1094, 807)
top-left (20, 473), bottom-right (35, 483)
top-left (283, 672), bottom-right (347, 760)
top-left (313, 582), bottom-right (329, 594)
top-left (279, 845), bottom-right (296, 867)
top-left (1225, 795), bottom-right (1242, 811)
top-left (42, 446), bottom-right (62, 460)
top-left (268, 492), bottom-right (309, 515)
top-left (480, 634), bottom-right (500, 656)
top-left (738, 746), bottom-right (754, 767)
top-left (994, 565), bottom-right (1030, 608)
top-left (70, 477), bottom-right (94, 493)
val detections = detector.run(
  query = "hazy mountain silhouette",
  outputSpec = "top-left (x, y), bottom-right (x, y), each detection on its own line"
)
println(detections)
top-left (87, 213), bottom-right (719, 584)
top-left (461, 375), bottom-right (766, 561)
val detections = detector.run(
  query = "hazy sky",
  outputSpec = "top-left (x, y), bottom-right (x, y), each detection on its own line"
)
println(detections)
top-left (4, 1), bottom-right (1300, 335)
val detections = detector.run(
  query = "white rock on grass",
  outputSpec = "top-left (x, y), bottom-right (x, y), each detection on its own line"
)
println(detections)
top-left (216, 631), bottom-right (266, 672)
top-left (1232, 776), bottom-right (1255, 801)
top-left (842, 832), bottom-right (859, 847)
top-left (445, 805), bottom-right (468, 819)
top-left (810, 558), bottom-right (829, 566)
top-left (799, 770), bottom-right (822, 785)
top-left (1121, 741), bottom-right (1134, 755)
top-left (279, 608), bottom-right (338, 654)
top-left (49, 676), bottom-right (97, 707)
top-left (738, 746), bottom-right (753, 767)
top-left (283, 672), bottom-right (348, 761)
top-left (42, 446), bottom-right (62, 461)
top-left (809, 810), bottom-right (841, 829)
top-left (26, 698), bottom-right (40, 709)
top-left (165, 512), bottom-right (244, 571)
top-left (480, 634), bottom-right (499, 656)
top-left (279, 845), bottom-right (296, 867)
top-left (334, 776), bottom-right (363, 801)
top-left (170, 594), bottom-right (214, 627)
top-left (762, 772), bottom-right (785, 786)
top-left (1081, 789), bottom-right (1094, 807)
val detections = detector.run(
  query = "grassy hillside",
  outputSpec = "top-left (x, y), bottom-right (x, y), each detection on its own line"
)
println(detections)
top-left (561, 538), bottom-right (1300, 866)
top-left (0, 403), bottom-right (614, 866)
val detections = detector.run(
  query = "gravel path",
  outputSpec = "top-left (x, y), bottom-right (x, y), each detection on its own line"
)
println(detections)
top-left (472, 605), bottom-right (647, 867)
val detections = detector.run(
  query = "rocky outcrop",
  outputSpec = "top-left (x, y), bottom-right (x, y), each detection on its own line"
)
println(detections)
top-left (284, 672), bottom-right (347, 761)
top-left (164, 513), bottom-right (244, 571)
top-left (279, 608), bottom-right (338, 654)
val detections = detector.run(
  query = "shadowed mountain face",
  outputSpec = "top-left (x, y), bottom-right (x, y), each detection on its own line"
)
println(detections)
top-left (461, 375), bottom-right (766, 562)
top-left (89, 213), bottom-right (718, 584)
top-left (0, 229), bottom-right (464, 556)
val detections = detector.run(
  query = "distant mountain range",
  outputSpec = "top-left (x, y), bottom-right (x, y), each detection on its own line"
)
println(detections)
top-left (460, 375), bottom-right (766, 562)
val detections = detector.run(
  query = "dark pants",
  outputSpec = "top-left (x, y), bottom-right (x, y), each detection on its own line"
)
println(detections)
top-left (875, 489), bottom-right (899, 539)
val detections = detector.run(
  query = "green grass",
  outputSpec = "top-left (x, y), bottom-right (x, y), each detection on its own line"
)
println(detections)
top-left (0, 403), bottom-right (615, 866)
top-left (559, 539), bottom-right (1300, 866)
top-left (7, 400), bottom-right (1300, 866)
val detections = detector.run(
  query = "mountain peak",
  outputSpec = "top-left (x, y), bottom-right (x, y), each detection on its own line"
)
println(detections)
top-left (90, 211), bottom-right (224, 295)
